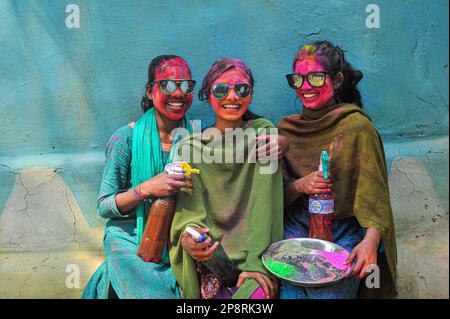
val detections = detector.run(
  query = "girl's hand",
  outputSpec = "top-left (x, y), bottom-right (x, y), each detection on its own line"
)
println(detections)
top-left (180, 227), bottom-right (219, 261)
top-left (139, 172), bottom-right (192, 198)
top-left (295, 170), bottom-right (332, 195)
top-left (236, 272), bottom-right (279, 299)
top-left (254, 134), bottom-right (289, 160)
top-left (344, 228), bottom-right (381, 279)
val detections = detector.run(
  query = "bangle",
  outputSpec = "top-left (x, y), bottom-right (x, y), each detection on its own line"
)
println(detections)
top-left (133, 186), bottom-right (147, 202)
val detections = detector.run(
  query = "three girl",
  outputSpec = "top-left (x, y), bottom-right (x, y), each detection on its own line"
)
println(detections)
top-left (84, 42), bottom-right (397, 299)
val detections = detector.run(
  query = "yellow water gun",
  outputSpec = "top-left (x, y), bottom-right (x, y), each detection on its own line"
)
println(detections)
top-left (180, 162), bottom-right (200, 193)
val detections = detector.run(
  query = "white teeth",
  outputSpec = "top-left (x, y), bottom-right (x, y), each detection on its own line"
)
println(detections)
top-left (303, 93), bottom-right (319, 98)
top-left (168, 102), bottom-right (183, 107)
top-left (222, 104), bottom-right (241, 109)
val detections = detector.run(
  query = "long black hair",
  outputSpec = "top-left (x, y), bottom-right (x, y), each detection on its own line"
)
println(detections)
top-left (294, 41), bottom-right (364, 108)
top-left (198, 57), bottom-right (260, 121)
top-left (140, 55), bottom-right (191, 113)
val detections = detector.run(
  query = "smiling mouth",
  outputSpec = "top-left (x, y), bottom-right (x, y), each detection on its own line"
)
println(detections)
top-left (302, 92), bottom-right (319, 99)
top-left (221, 103), bottom-right (242, 111)
top-left (165, 101), bottom-right (186, 111)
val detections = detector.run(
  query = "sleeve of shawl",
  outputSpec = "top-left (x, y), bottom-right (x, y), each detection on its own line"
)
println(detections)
top-left (352, 122), bottom-right (393, 238)
top-left (169, 139), bottom-right (208, 299)
top-left (97, 126), bottom-right (132, 219)
top-left (236, 120), bottom-right (284, 277)
top-left (351, 120), bottom-right (398, 296)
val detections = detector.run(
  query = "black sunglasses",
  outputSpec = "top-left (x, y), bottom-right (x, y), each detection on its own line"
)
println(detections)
top-left (150, 79), bottom-right (196, 95)
top-left (286, 72), bottom-right (328, 89)
top-left (211, 83), bottom-right (252, 99)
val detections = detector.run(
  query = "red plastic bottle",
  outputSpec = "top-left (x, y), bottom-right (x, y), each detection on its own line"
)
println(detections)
top-left (308, 151), bottom-right (334, 242)
top-left (137, 197), bottom-right (175, 263)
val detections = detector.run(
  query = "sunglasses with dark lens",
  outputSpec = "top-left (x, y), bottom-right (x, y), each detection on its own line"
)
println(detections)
top-left (286, 72), bottom-right (328, 89)
top-left (150, 79), bottom-right (196, 95)
top-left (211, 83), bottom-right (252, 99)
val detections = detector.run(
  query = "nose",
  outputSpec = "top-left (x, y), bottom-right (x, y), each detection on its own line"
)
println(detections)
top-left (301, 79), bottom-right (312, 90)
top-left (227, 87), bottom-right (240, 100)
top-left (171, 86), bottom-right (184, 98)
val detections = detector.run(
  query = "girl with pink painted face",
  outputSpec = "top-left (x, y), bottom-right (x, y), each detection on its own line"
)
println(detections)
top-left (278, 41), bottom-right (397, 299)
top-left (83, 55), bottom-right (196, 299)
top-left (170, 58), bottom-right (285, 299)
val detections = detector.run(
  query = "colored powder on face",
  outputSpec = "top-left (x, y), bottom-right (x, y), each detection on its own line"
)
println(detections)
top-left (266, 258), bottom-right (297, 278)
top-left (297, 44), bottom-right (317, 61)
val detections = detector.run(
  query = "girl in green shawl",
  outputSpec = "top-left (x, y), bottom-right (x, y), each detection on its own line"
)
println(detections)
top-left (169, 58), bottom-right (287, 299)
top-left (82, 55), bottom-right (195, 298)
top-left (278, 41), bottom-right (397, 298)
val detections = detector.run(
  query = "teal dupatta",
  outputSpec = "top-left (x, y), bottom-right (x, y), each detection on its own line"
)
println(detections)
top-left (131, 107), bottom-right (192, 243)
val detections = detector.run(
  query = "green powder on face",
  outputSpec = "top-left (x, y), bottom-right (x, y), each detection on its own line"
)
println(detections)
top-left (310, 265), bottom-right (317, 270)
top-left (266, 259), bottom-right (297, 277)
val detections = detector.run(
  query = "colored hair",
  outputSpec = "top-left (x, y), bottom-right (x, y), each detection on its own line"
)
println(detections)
top-left (140, 55), bottom-right (191, 113)
top-left (198, 57), bottom-right (260, 121)
top-left (294, 41), bottom-right (364, 108)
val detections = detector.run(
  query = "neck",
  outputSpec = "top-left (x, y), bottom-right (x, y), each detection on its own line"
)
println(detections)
top-left (155, 109), bottom-right (181, 138)
top-left (213, 117), bottom-right (244, 133)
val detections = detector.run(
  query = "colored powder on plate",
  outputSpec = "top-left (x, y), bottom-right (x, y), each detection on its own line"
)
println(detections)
top-left (266, 259), bottom-right (297, 277)
top-left (317, 250), bottom-right (350, 271)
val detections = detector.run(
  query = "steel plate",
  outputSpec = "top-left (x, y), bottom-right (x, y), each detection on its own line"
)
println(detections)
top-left (262, 238), bottom-right (352, 287)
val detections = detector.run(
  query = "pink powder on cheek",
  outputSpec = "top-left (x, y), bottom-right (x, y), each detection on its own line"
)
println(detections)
top-left (209, 69), bottom-right (252, 120)
top-left (294, 59), bottom-right (335, 109)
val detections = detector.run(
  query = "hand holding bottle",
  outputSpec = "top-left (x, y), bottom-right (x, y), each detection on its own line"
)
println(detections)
top-left (139, 172), bottom-right (193, 198)
top-left (295, 170), bottom-right (332, 195)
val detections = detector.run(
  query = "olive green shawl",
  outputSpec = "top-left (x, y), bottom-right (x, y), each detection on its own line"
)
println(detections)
top-left (169, 118), bottom-right (284, 299)
top-left (278, 103), bottom-right (397, 298)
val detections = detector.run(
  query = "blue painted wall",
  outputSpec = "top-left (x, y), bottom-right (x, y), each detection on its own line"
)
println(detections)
top-left (0, 1), bottom-right (448, 220)
top-left (1, 0), bottom-right (448, 156)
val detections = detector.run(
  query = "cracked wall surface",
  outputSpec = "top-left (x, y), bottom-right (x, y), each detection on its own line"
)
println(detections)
top-left (0, 167), bottom-right (104, 298)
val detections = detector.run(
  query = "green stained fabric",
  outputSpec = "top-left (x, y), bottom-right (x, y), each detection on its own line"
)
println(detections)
top-left (278, 103), bottom-right (397, 298)
top-left (169, 118), bottom-right (284, 299)
top-left (131, 107), bottom-right (192, 243)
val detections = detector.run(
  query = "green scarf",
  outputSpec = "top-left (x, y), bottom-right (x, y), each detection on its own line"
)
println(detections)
top-left (131, 107), bottom-right (192, 243)
top-left (278, 103), bottom-right (397, 298)
top-left (169, 118), bottom-right (284, 299)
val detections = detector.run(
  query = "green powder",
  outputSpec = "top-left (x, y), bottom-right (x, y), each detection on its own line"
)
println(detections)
top-left (266, 259), bottom-right (297, 277)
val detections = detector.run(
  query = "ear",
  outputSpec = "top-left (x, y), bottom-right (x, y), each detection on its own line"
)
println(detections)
top-left (334, 72), bottom-right (344, 90)
top-left (146, 84), bottom-right (152, 99)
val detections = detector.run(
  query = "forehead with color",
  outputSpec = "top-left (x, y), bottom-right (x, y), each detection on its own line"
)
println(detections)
top-left (212, 69), bottom-right (250, 85)
top-left (155, 57), bottom-right (190, 80)
top-left (294, 58), bottom-right (325, 74)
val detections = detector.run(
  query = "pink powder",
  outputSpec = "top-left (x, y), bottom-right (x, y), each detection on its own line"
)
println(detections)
top-left (317, 250), bottom-right (350, 271)
top-left (249, 287), bottom-right (267, 299)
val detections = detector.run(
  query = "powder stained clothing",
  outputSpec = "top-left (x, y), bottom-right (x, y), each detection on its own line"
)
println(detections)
top-left (82, 110), bottom-right (185, 299)
top-left (169, 118), bottom-right (284, 299)
top-left (278, 103), bottom-right (397, 298)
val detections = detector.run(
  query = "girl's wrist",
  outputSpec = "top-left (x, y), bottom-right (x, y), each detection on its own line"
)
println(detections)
top-left (133, 184), bottom-right (149, 201)
top-left (294, 178), bottom-right (304, 194)
top-left (364, 228), bottom-right (381, 246)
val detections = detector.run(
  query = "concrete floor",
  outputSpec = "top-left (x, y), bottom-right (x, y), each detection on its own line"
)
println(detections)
top-left (0, 155), bottom-right (448, 299)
